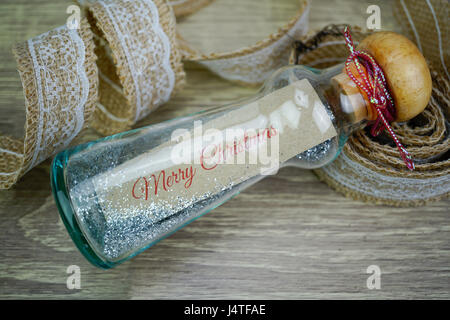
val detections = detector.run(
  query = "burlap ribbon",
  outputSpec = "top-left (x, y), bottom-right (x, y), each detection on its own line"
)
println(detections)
top-left (85, 0), bottom-right (185, 135)
top-left (0, 19), bottom-right (98, 189)
top-left (2, 0), bottom-right (447, 206)
top-left (294, 0), bottom-right (449, 206)
top-left (168, 0), bottom-right (215, 19)
top-left (0, 0), bottom-right (309, 189)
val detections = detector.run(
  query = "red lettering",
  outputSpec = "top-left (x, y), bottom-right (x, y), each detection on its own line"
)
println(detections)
top-left (132, 177), bottom-right (149, 200)
top-left (166, 175), bottom-right (173, 188)
top-left (200, 145), bottom-right (219, 170)
top-left (131, 165), bottom-right (197, 200)
top-left (184, 166), bottom-right (196, 188)
top-left (132, 125), bottom-right (277, 200)
top-left (150, 170), bottom-right (165, 194)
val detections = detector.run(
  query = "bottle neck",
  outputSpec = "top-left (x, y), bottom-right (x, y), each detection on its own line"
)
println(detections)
top-left (331, 72), bottom-right (370, 123)
top-left (322, 66), bottom-right (372, 136)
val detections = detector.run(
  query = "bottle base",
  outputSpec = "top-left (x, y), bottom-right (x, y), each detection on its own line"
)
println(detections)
top-left (50, 151), bottom-right (116, 269)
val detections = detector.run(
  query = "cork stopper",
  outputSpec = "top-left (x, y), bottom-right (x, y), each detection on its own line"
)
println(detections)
top-left (333, 31), bottom-right (432, 123)
top-left (331, 62), bottom-right (373, 123)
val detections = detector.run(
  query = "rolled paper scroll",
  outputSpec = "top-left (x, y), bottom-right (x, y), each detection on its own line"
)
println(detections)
top-left (293, 24), bottom-right (449, 206)
top-left (0, 19), bottom-right (98, 190)
top-left (68, 0), bottom-right (310, 129)
top-left (1, 0), bottom-right (311, 189)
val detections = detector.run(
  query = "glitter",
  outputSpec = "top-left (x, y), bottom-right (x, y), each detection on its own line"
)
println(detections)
top-left (295, 139), bottom-right (333, 162)
top-left (56, 68), bottom-right (354, 267)
top-left (68, 165), bottom-right (239, 262)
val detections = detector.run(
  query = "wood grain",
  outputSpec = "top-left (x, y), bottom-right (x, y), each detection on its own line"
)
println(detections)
top-left (0, 0), bottom-right (448, 299)
top-left (357, 31), bottom-right (432, 122)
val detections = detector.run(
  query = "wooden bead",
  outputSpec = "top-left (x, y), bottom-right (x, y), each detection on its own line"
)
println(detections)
top-left (357, 31), bottom-right (432, 122)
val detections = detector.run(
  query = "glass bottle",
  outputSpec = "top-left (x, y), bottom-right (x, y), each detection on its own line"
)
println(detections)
top-left (51, 63), bottom-right (372, 269)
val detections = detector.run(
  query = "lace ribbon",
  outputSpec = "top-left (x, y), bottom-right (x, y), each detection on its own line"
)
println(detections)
top-left (86, 0), bottom-right (184, 135)
top-left (0, 20), bottom-right (98, 189)
top-left (0, 0), bottom-right (310, 189)
top-left (179, 0), bottom-right (309, 85)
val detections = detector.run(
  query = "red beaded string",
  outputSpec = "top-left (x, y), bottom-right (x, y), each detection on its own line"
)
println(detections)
top-left (343, 26), bottom-right (415, 171)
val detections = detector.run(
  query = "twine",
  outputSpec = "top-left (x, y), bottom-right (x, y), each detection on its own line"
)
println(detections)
top-left (343, 26), bottom-right (415, 170)
top-left (294, 24), bottom-right (449, 206)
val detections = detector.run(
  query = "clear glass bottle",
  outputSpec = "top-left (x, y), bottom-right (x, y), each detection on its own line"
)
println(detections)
top-left (51, 63), bottom-right (369, 269)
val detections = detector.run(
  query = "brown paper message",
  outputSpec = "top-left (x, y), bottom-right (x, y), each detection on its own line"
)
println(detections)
top-left (91, 79), bottom-right (337, 221)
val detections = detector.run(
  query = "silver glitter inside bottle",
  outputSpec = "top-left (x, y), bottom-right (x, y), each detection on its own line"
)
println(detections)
top-left (51, 63), bottom-right (367, 268)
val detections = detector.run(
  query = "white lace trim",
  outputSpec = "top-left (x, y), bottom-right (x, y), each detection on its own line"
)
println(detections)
top-left (96, 103), bottom-right (129, 122)
top-left (27, 26), bottom-right (89, 170)
top-left (98, 0), bottom-right (175, 122)
top-left (322, 152), bottom-right (450, 201)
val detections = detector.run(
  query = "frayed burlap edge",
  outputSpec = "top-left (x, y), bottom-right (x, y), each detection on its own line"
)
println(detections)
top-left (0, 19), bottom-right (98, 189)
top-left (86, 0), bottom-right (185, 136)
top-left (294, 26), bottom-right (450, 206)
top-left (314, 169), bottom-right (450, 207)
top-left (79, 18), bottom-right (100, 136)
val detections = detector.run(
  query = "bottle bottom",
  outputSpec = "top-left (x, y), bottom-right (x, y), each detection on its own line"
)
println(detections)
top-left (51, 151), bottom-right (116, 269)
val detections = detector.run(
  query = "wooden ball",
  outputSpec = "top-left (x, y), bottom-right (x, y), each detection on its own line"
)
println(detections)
top-left (357, 31), bottom-right (432, 122)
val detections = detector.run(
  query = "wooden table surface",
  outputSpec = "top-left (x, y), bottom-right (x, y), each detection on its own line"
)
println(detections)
top-left (0, 0), bottom-right (448, 299)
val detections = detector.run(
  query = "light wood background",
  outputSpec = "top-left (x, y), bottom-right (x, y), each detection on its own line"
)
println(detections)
top-left (0, 0), bottom-right (448, 299)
